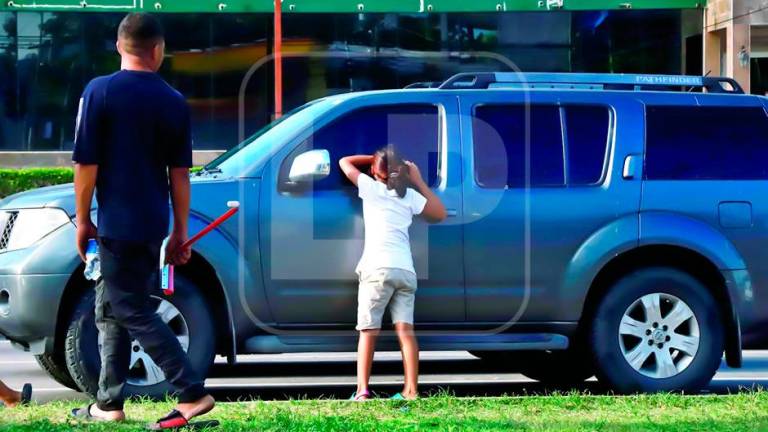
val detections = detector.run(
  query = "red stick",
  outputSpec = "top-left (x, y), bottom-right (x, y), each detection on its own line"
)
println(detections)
top-left (181, 204), bottom-right (239, 250)
top-left (163, 202), bottom-right (240, 296)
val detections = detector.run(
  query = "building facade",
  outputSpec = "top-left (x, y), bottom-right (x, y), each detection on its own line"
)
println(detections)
top-left (704, 0), bottom-right (768, 95)
top-left (0, 1), bottom-right (703, 153)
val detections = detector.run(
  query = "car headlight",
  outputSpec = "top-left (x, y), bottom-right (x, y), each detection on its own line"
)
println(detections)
top-left (0, 208), bottom-right (71, 252)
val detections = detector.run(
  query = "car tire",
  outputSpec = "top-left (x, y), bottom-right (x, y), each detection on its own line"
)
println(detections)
top-left (591, 267), bottom-right (724, 393)
top-left (35, 352), bottom-right (78, 390)
top-left (63, 275), bottom-right (216, 399)
top-left (470, 349), bottom-right (594, 386)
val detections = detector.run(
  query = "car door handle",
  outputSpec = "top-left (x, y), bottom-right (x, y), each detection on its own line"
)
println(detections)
top-left (446, 208), bottom-right (458, 217)
top-left (623, 154), bottom-right (642, 180)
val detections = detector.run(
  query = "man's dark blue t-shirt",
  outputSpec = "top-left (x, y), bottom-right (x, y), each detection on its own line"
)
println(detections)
top-left (72, 70), bottom-right (192, 243)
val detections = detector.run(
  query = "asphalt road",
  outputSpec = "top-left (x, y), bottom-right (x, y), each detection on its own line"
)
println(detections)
top-left (3, 340), bottom-right (768, 404)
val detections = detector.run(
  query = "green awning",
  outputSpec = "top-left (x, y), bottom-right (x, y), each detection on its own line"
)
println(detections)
top-left (1, 0), bottom-right (704, 13)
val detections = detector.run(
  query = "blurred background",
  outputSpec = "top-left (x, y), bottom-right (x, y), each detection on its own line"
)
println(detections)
top-left (0, 9), bottom-right (704, 153)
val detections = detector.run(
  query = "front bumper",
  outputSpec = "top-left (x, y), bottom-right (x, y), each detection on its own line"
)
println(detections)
top-left (0, 273), bottom-right (70, 352)
top-left (0, 221), bottom-right (79, 353)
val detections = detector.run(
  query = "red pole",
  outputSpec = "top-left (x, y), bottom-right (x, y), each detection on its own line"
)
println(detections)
top-left (274, 0), bottom-right (283, 119)
top-left (180, 206), bottom-right (240, 250)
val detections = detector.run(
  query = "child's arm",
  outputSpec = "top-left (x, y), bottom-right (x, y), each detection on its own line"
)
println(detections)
top-left (406, 161), bottom-right (447, 223)
top-left (339, 155), bottom-right (374, 186)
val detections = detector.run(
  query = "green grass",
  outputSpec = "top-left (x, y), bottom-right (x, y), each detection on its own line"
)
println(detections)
top-left (3, 392), bottom-right (768, 431)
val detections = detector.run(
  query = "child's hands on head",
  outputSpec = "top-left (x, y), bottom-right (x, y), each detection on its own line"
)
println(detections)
top-left (404, 161), bottom-right (424, 186)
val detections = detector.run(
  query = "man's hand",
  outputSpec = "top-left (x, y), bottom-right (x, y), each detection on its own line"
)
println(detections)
top-left (405, 161), bottom-right (425, 186)
top-left (76, 220), bottom-right (98, 262)
top-left (165, 230), bottom-right (192, 266)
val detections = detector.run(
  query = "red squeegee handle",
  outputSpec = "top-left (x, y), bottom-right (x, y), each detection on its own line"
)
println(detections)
top-left (181, 201), bottom-right (240, 250)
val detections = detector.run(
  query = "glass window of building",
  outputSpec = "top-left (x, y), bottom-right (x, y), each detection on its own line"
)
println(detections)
top-left (0, 9), bottom-right (700, 152)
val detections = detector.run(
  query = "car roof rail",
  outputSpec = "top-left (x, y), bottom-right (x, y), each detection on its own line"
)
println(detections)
top-left (404, 81), bottom-right (442, 89)
top-left (438, 72), bottom-right (745, 94)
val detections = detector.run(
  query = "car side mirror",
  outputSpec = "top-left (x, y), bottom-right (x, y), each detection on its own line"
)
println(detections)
top-left (288, 149), bottom-right (331, 183)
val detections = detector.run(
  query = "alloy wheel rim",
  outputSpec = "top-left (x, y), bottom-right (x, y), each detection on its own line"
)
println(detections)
top-left (618, 292), bottom-right (700, 379)
top-left (126, 297), bottom-right (190, 387)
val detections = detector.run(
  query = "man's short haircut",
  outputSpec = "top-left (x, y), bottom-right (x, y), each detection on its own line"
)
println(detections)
top-left (118, 13), bottom-right (164, 56)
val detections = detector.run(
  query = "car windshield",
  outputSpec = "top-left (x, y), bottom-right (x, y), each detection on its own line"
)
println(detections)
top-left (202, 99), bottom-right (330, 175)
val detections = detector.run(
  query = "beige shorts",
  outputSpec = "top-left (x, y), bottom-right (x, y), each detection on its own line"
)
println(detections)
top-left (356, 268), bottom-right (418, 331)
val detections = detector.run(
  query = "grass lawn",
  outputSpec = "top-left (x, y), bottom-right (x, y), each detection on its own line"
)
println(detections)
top-left (2, 391), bottom-right (768, 431)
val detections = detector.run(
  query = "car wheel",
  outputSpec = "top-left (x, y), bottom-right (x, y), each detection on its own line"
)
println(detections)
top-left (64, 275), bottom-right (216, 399)
top-left (470, 350), bottom-right (594, 386)
top-left (35, 352), bottom-right (78, 390)
top-left (591, 267), bottom-right (723, 393)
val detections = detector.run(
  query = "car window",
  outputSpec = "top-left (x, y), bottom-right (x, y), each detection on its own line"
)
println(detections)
top-left (565, 105), bottom-right (611, 185)
top-left (472, 104), bottom-right (565, 188)
top-left (472, 104), bottom-right (611, 188)
top-left (282, 104), bottom-right (441, 191)
top-left (645, 106), bottom-right (768, 180)
top-left (205, 100), bottom-right (322, 171)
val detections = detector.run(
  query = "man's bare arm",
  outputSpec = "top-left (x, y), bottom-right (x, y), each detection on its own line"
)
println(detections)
top-left (167, 167), bottom-right (191, 265)
top-left (74, 164), bottom-right (98, 261)
top-left (169, 167), bottom-right (190, 236)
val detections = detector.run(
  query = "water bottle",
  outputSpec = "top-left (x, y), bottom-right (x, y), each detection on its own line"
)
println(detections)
top-left (84, 239), bottom-right (101, 281)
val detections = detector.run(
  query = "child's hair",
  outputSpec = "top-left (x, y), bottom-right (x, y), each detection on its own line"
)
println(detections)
top-left (374, 144), bottom-right (410, 198)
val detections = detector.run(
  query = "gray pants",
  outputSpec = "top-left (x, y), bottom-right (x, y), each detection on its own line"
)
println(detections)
top-left (95, 237), bottom-right (206, 411)
top-left (356, 268), bottom-right (418, 331)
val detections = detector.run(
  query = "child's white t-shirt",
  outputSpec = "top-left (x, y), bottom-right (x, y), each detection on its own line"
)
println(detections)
top-left (355, 174), bottom-right (427, 276)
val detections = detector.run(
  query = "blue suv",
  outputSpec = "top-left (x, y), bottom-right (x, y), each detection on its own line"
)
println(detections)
top-left (0, 72), bottom-right (764, 396)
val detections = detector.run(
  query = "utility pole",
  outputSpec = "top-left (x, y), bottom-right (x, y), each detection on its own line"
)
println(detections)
top-left (274, 0), bottom-right (283, 119)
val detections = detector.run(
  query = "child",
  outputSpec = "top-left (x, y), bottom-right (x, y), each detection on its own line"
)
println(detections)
top-left (339, 145), bottom-right (447, 401)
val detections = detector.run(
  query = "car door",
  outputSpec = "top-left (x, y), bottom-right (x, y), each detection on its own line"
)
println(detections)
top-left (459, 90), bottom-right (643, 324)
top-left (259, 93), bottom-right (464, 326)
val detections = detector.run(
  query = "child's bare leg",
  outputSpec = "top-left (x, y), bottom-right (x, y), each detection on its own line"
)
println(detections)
top-left (357, 329), bottom-right (379, 395)
top-left (395, 322), bottom-right (419, 399)
top-left (0, 379), bottom-right (21, 407)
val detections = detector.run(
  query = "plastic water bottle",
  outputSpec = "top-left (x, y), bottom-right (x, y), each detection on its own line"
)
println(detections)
top-left (84, 239), bottom-right (101, 281)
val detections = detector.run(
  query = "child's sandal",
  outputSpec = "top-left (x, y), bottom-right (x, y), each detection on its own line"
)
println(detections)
top-left (349, 390), bottom-right (372, 401)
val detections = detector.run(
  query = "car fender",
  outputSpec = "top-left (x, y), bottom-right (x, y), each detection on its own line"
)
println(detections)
top-left (640, 211), bottom-right (748, 367)
top-left (559, 214), bottom-right (639, 321)
top-left (186, 183), bottom-right (272, 356)
top-left (639, 211), bottom-right (747, 270)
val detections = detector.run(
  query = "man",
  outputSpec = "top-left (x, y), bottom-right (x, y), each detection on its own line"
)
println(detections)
top-left (71, 13), bottom-right (215, 428)
top-left (0, 381), bottom-right (31, 407)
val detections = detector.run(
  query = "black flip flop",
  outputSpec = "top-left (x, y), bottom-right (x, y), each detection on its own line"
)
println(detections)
top-left (19, 384), bottom-right (31, 406)
top-left (147, 409), bottom-right (220, 431)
